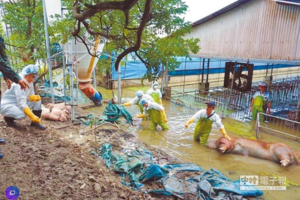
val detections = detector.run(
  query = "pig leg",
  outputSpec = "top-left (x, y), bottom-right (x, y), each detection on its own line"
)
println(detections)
top-left (273, 146), bottom-right (293, 167)
top-left (219, 144), bottom-right (228, 153)
top-left (59, 114), bottom-right (67, 122)
top-left (62, 109), bottom-right (71, 119)
top-left (47, 113), bottom-right (61, 121)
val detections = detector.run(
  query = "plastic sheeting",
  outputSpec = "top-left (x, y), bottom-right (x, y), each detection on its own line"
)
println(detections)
top-left (71, 104), bottom-right (133, 126)
top-left (110, 56), bottom-right (297, 80)
top-left (93, 143), bottom-right (263, 199)
top-left (103, 102), bottom-right (133, 124)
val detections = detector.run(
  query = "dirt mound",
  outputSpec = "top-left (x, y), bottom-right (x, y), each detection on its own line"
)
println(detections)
top-left (0, 118), bottom-right (146, 200)
top-left (0, 112), bottom-right (258, 200)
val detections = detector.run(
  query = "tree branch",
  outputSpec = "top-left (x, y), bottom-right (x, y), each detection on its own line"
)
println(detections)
top-left (114, 0), bottom-right (152, 70)
top-left (135, 52), bottom-right (149, 67)
top-left (75, 35), bottom-right (100, 58)
top-left (80, 20), bottom-right (119, 40)
top-left (73, 0), bottom-right (139, 21)
top-left (72, 20), bottom-right (82, 36)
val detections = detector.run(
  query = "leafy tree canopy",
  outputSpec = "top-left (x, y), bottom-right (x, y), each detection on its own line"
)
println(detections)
top-left (51, 0), bottom-right (200, 81)
top-left (2, 0), bottom-right (46, 67)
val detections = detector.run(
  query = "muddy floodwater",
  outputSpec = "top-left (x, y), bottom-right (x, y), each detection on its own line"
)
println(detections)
top-left (137, 103), bottom-right (300, 200)
top-left (77, 87), bottom-right (300, 200)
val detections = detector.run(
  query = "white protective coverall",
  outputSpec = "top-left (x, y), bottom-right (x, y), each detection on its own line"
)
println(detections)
top-left (0, 74), bottom-right (41, 119)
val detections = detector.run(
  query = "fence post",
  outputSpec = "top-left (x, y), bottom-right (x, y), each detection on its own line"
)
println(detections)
top-left (255, 112), bottom-right (260, 140)
top-left (164, 86), bottom-right (171, 100)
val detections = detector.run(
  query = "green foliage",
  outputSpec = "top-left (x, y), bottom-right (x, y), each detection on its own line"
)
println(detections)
top-left (140, 25), bottom-right (200, 81)
top-left (0, 21), bottom-right (4, 35)
top-left (1, 0), bottom-right (200, 81)
top-left (2, 0), bottom-right (47, 68)
top-left (48, 17), bottom-right (75, 44)
top-left (51, 0), bottom-right (200, 82)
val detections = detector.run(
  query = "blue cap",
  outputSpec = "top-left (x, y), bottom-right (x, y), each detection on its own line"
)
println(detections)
top-left (22, 64), bottom-right (38, 76)
top-left (136, 90), bottom-right (144, 97)
top-left (205, 101), bottom-right (216, 107)
top-left (139, 98), bottom-right (148, 106)
top-left (259, 82), bottom-right (268, 87)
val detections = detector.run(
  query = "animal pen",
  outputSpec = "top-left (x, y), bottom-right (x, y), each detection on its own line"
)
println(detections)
top-left (163, 59), bottom-right (300, 131)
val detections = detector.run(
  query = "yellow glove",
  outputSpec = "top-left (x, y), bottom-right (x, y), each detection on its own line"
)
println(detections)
top-left (28, 95), bottom-right (41, 102)
top-left (220, 128), bottom-right (231, 140)
top-left (23, 107), bottom-right (41, 123)
top-left (135, 114), bottom-right (146, 118)
top-left (158, 98), bottom-right (163, 105)
top-left (123, 102), bottom-right (131, 106)
top-left (185, 118), bottom-right (195, 129)
top-left (161, 110), bottom-right (168, 122)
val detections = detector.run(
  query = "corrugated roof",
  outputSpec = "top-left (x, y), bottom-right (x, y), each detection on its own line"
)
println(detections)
top-left (188, 0), bottom-right (300, 63)
top-left (192, 0), bottom-right (253, 27)
top-left (192, 0), bottom-right (300, 28)
top-left (275, 0), bottom-right (300, 6)
top-left (280, 0), bottom-right (300, 3)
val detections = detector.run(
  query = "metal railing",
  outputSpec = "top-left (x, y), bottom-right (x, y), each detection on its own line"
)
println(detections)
top-left (167, 77), bottom-right (300, 121)
top-left (255, 112), bottom-right (300, 141)
top-left (269, 77), bottom-right (300, 108)
top-left (169, 88), bottom-right (234, 117)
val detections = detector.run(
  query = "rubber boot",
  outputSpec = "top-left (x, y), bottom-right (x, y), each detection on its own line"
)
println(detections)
top-left (30, 110), bottom-right (47, 130)
top-left (4, 117), bottom-right (20, 128)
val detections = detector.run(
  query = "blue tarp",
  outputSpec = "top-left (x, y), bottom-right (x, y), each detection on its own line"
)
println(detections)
top-left (110, 57), bottom-right (298, 80)
top-left (103, 102), bottom-right (133, 124)
top-left (94, 143), bottom-right (263, 199)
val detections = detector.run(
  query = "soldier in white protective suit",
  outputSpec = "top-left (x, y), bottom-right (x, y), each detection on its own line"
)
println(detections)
top-left (0, 64), bottom-right (47, 130)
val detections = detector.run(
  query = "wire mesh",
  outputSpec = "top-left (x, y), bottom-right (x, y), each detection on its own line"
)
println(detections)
top-left (168, 76), bottom-right (300, 122)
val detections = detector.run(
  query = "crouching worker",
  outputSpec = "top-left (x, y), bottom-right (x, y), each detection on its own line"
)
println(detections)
top-left (136, 99), bottom-right (168, 131)
top-left (0, 65), bottom-right (46, 130)
top-left (185, 101), bottom-right (230, 146)
top-left (123, 90), bottom-right (153, 114)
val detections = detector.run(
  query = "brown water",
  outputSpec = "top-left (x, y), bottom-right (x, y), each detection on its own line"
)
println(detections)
top-left (136, 100), bottom-right (300, 200)
top-left (73, 87), bottom-right (300, 200)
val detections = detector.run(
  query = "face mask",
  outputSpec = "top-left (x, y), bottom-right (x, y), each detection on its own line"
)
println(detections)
top-left (154, 85), bottom-right (158, 90)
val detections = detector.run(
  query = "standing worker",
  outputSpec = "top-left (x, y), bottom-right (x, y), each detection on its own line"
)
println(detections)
top-left (0, 35), bottom-right (29, 159)
top-left (0, 65), bottom-right (46, 130)
top-left (123, 90), bottom-right (153, 114)
top-left (136, 99), bottom-right (168, 131)
top-left (60, 66), bottom-right (77, 90)
top-left (146, 81), bottom-right (162, 104)
top-left (146, 81), bottom-right (168, 122)
top-left (185, 101), bottom-right (231, 146)
top-left (250, 82), bottom-right (271, 120)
